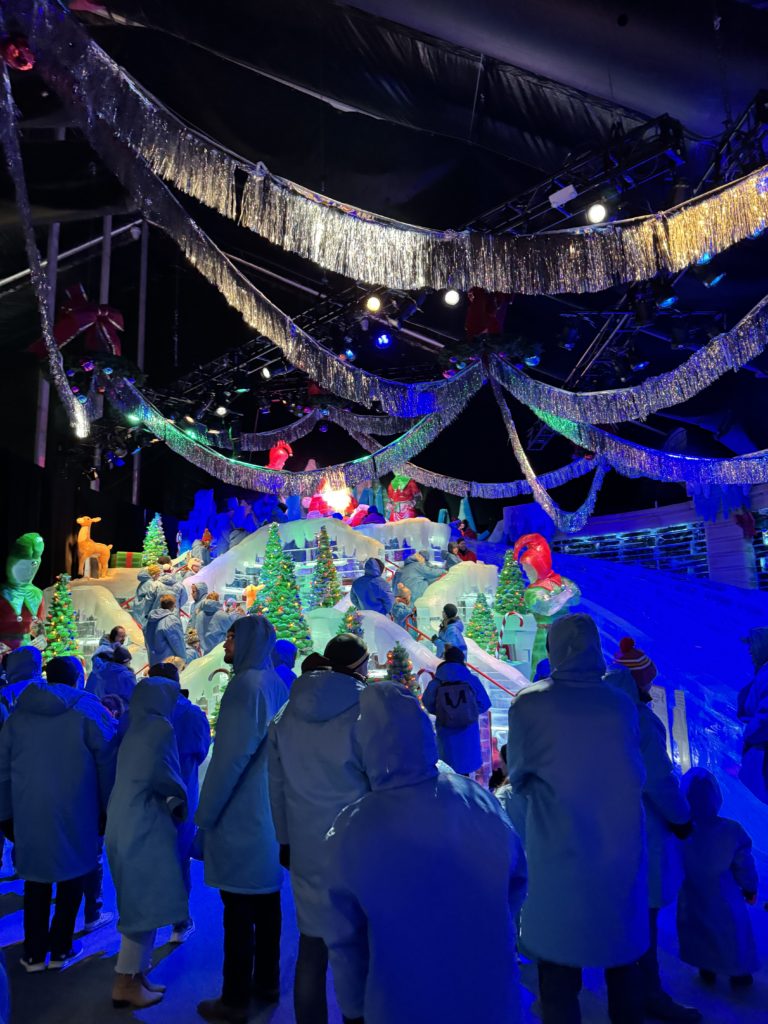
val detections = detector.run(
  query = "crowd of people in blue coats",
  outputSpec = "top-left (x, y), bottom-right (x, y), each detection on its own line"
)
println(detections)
top-left (0, 587), bottom-right (765, 1023)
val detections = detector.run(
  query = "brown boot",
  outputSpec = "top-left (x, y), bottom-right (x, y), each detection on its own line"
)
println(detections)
top-left (138, 973), bottom-right (167, 994)
top-left (112, 972), bottom-right (164, 1009)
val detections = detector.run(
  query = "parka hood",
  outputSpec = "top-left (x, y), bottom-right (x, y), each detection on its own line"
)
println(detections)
top-left (362, 558), bottom-right (383, 577)
top-left (682, 767), bottom-right (722, 820)
top-left (356, 682), bottom-right (438, 790)
top-left (289, 669), bottom-right (364, 723)
top-left (273, 638), bottom-right (298, 669)
top-left (435, 661), bottom-right (474, 684)
top-left (17, 680), bottom-right (86, 716)
top-left (549, 614), bottom-right (606, 684)
top-left (5, 645), bottom-right (43, 686)
top-left (129, 677), bottom-right (179, 721)
top-left (231, 614), bottom-right (275, 673)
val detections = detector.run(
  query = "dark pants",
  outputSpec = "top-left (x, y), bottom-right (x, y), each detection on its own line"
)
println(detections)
top-left (538, 960), bottom-right (644, 1024)
top-left (638, 908), bottom-right (664, 1003)
top-left (294, 933), bottom-right (363, 1024)
top-left (220, 889), bottom-right (281, 1009)
top-left (82, 839), bottom-right (104, 923)
top-left (24, 876), bottom-right (85, 962)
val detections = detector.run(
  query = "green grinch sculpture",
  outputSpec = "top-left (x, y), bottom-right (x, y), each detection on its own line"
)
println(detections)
top-left (0, 533), bottom-right (45, 651)
top-left (512, 533), bottom-right (581, 677)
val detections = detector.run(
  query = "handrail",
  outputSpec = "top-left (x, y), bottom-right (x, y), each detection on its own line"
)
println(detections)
top-left (403, 613), bottom-right (516, 698)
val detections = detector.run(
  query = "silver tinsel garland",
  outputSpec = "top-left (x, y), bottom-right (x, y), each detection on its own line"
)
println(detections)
top-left (207, 407), bottom-right (421, 451)
top-left (0, 46), bottom-right (88, 437)
top-left (490, 291), bottom-right (768, 424)
top-left (534, 407), bottom-right (768, 486)
top-left (490, 379), bottom-right (608, 531)
top-left (10, 0), bottom-right (768, 295)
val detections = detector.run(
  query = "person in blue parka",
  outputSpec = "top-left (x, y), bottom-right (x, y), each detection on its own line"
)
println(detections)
top-left (146, 662), bottom-right (211, 943)
top-left (349, 558), bottom-right (393, 616)
top-left (269, 633), bottom-right (370, 1024)
top-left (392, 552), bottom-right (443, 604)
top-left (151, 570), bottom-right (187, 614)
top-left (507, 613), bottom-right (648, 1024)
top-left (86, 644), bottom-right (137, 703)
top-left (324, 682), bottom-right (527, 1024)
top-left (0, 673), bottom-right (117, 971)
top-left (1, 645), bottom-right (44, 709)
top-left (144, 596), bottom-right (186, 667)
top-left (432, 603), bottom-right (467, 659)
top-left (187, 582), bottom-right (209, 635)
top-left (106, 678), bottom-right (189, 1010)
top-left (422, 649), bottom-right (491, 776)
top-left (197, 593), bottom-right (233, 656)
top-left (196, 615), bottom-right (288, 1023)
top-left (272, 639), bottom-right (298, 691)
top-left (676, 768), bottom-right (759, 987)
top-left (133, 567), bottom-right (160, 628)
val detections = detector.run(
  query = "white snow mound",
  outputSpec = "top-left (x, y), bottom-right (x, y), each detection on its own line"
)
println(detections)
top-left (356, 517), bottom-right (450, 552)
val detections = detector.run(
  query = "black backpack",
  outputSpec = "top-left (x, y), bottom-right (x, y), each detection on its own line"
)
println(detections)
top-left (434, 678), bottom-right (479, 729)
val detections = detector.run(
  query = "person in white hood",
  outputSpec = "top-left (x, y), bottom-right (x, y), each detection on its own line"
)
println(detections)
top-left (269, 633), bottom-right (370, 1024)
top-left (324, 682), bottom-right (526, 1024)
top-left (507, 612), bottom-right (648, 1024)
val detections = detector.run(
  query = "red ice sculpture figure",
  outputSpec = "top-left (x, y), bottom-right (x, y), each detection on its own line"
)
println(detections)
top-left (267, 440), bottom-right (293, 471)
top-left (386, 474), bottom-right (420, 522)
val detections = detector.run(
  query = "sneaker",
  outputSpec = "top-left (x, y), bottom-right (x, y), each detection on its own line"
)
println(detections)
top-left (49, 942), bottom-right (85, 970)
top-left (19, 956), bottom-right (47, 973)
top-left (83, 911), bottom-right (114, 933)
top-left (170, 919), bottom-right (195, 943)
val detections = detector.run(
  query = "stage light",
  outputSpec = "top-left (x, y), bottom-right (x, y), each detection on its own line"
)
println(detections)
top-left (524, 353), bottom-right (540, 368)
top-left (701, 266), bottom-right (726, 288)
top-left (653, 280), bottom-right (678, 309)
top-left (126, 413), bottom-right (140, 424)
top-left (364, 294), bottom-right (382, 313)
top-left (375, 332), bottom-right (392, 348)
top-left (586, 202), bottom-right (607, 224)
top-left (87, 467), bottom-right (99, 481)
top-left (631, 359), bottom-right (650, 372)
top-left (443, 289), bottom-right (461, 306)
top-left (233, 372), bottom-right (250, 394)
top-left (696, 251), bottom-right (712, 265)
top-left (344, 347), bottom-right (357, 360)
top-left (207, 427), bottom-right (221, 435)
top-left (113, 456), bottom-right (126, 467)
top-left (183, 414), bottom-right (195, 424)
top-left (214, 404), bottom-right (228, 417)
top-left (260, 366), bottom-right (272, 380)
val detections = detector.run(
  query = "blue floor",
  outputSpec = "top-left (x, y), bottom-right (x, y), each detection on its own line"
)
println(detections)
top-left (1, 845), bottom-right (766, 1023)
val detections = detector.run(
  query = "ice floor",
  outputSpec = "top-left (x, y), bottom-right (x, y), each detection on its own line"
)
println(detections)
top-left (2, 847), bottom-right (766, 1024)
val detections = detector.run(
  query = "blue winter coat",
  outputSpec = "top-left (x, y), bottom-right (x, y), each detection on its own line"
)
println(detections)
top-left (272, 639), bottom-right (298, 691)
top-left (325, 683), bottom-right (526, 1024)
top-left (187, 582), bottom-right (209, 635)
top-left (144, 607), bottom-right (187, 667)
top-left (190, 539), bottom-right (211, 565)
top-left (86, 654), bottom-right (137, 703)
top-left (152, 572), bottom-right (187, 612)
top-left (133, 570), bottom-right (158, 627)
top-left (392, 555), bottom-right (443, 604)
top-left (349, 559), bottom-right (393, 616)
top-left (0, 682), bottom-right (117, 882)
top-left (196, 616), bottom-right (289, 894)
top-left (169, 687), bottom-right (211, 865)
top-left (677, 768), bottom-right (759, 976)
top-left (607, 668), bottom-right (690, 908)
top-left (106, 679), bottom-right (189, 934)
top-left (422, 661), bottom-right (491, 774)
top-left (1, 646), bottom-right (43, 708)
top-left (507, 613), bottom-right (648, 967)
top-left (433, 618), bottom-right (467, 659)
top-left (197, 599), bottom-right (231, 655)
top-left (269, 668), bottom-right (368, 937)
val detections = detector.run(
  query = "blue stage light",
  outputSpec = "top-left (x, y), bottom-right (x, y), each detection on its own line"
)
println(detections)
top-left (375, 332), bottom-right (392, 348)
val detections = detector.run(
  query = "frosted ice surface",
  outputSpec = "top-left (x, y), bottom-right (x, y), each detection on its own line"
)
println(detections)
top-left (43, 582), bottom-right (147, 668)
top-left (356, 517), bottom-right (451, 552)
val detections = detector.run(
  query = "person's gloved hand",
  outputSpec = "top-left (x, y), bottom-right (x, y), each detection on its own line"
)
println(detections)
top-left (279, 844), bottom-right (291, 870)
top-left (669, 820), bottom-right (693, 840)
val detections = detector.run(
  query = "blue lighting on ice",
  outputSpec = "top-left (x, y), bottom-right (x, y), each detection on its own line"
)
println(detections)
top-left (375, 332), bottom-right (392, 348)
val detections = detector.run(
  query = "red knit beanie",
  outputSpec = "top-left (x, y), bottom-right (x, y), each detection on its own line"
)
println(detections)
top-left (615, 637), bottom-right (657, 694)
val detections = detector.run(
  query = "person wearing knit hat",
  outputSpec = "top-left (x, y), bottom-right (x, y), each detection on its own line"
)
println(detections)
top-left (615, 637), bottom-right (658, 699)
top-left (324, 633), bottom-right (369, 681)
top-left (45, 656), bottom-right (85, 689)
top-left (268, 632), bottom-right (370, 1023)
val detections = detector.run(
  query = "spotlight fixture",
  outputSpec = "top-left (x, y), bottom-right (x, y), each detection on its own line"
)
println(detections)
top-left (524, 353), bottom-right (541, 368)
top-left (700, 266), bottom-right (726, 288)
top-left (87, 467), bottom-right (99, 481)
top-left (260, 366), bottom-right (272, 380)
top-left (696, 251), bottom-right (712, 266)
top-left (232, 371), bottom-right (250, 394)
top-left (207, 427), bottom-right (221, 435)
top-left (443, 289), bottom-right (461, 306)
top-left (586, 202), bottom-right (607, 224)
top-left (631, 359), bottom-right (650, 372)
top-left (214, 404), bottom-right (228, 418)
top-left (364, 294), bottom-right (382, 313)
top-left (652, 280), bottom-right (678, 309)
top-left (375, 332), bottom-right (392, 348)
top-left (183, 414), bottom-right (195, 424)
top-left (344, 347), bottom-right (357, 361)
top-left (126, 413), bottom-right (139, 424)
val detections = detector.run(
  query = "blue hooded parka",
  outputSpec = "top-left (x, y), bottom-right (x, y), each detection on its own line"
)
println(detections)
top-left (325, 683), bottom-right (526, 1024)
top-left (105, 679), bottom-right (189, 934)
top-left (272, 639), bottom-right (298, 690)
top-left (187, 582), bottom-right (209, 635)
top-left (196, 616), bottom-right (288, 893)
top-left (422, 660), bottom-right (491, 775)
top-left (197, 598), bottom-right (232, 655)
top-left (133, 569), bottom-right (159, 627)
top-left (349, 558), bottom-right (393, 616)
top-left (0, 681), bottom-right (117, 882)
top-left (1, 646), bottom-right (43, 708)
top-left (86, 647), bottom-right (137, 703)
top-left (144, 607), bottom-right (187, 667)
top-left (392, 554), bottom-right (443, 604)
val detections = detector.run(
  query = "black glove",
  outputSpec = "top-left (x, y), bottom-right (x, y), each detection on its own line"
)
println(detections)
top-left (0, 818), bottom-right (14, 843)
top-left (279, 844), bottom-right (291, 870)
top-left (669, 820), bottom-right (693, 840)
top-left (430, 635), bottom-right (438, 643)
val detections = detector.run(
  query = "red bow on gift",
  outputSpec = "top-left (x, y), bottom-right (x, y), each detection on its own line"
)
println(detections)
top-left (29, 284), bottom-right (124, 358)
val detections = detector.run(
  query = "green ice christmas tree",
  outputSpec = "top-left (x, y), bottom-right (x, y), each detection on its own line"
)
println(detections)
top-left (142, 512), bottom-right (169, 566)
top-left (260, 553), bottom-right (313, 654)
top-left (386, 641), bottom-right (419, 695)
top-left (309, 526), bottom-right (343, 609)
top-left (466, 592), bottom-right (497, 654)
top-left (261, 523), bottom-right (286, 591)
top-left (494, 550), bottom-right (526, 615)
top-left (337, 606), bottom-right (364, 637)
top-left (45, 574), bottom-right (80, 659)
